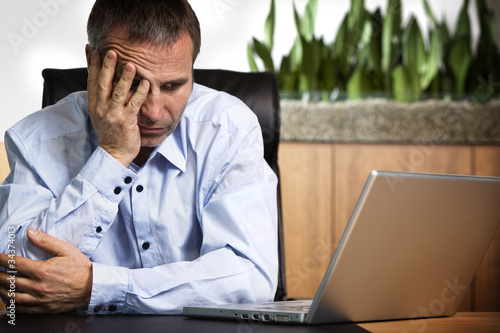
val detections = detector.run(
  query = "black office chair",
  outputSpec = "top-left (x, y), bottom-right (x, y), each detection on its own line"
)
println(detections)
top-left (41, 67), bottom-right (287, 301)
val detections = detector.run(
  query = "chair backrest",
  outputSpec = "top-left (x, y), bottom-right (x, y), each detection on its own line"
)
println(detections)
top-left (0, 142), bottom-right (9, 183)
top-left (41, 67), bottom-right (287, 301)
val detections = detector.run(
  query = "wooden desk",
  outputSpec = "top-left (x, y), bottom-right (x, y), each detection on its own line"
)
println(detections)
top-left (359, 312), bottom-right (500, 332)
top-left (1, 311), bottom-right (498, 332)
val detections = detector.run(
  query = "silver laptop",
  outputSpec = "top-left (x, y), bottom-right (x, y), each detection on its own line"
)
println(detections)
top-left (183, 171), bottom-right (500, 325)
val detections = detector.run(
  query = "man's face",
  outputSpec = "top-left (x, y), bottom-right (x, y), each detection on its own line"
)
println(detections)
top-left (103, 26), bottom-right (194, 148)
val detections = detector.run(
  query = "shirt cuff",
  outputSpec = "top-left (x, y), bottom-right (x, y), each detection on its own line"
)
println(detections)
top-left (88, 262), bottom-right (130, 314)
top-left (79, 146), bottom-right (138, 204)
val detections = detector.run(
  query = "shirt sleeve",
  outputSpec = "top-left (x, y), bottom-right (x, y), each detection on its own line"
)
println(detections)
top-left (0, 129), bottom-right (138, 260)
top-left (87, 116), bottom-right (279, 315)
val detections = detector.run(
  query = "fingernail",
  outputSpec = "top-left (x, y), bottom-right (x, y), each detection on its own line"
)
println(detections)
top-left (28, 228), bottom-right (39, 237)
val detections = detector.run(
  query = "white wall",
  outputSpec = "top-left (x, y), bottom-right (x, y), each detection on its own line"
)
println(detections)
top-left (0, 0), bottom-right (491, 137)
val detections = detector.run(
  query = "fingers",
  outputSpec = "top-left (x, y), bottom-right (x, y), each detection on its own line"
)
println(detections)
top-left (127, 78), bottom-right (150, 113)
top-left (89, 49), bottom-right (148, 115)
top-left (0, 271), bottom-right (36, 300)
top-left (0, 283), bottom-right (66, 314)
top-left (96, 50), bottom-right (119, 111)
top-left (26, 228), bottom-right (78, 257)
top-left (86, 48), bottom-right (102, 93)
top-left (0, 269), bottom-right (40, 312)
top-left (0, 229), bottom-right (80, 279)
top-left (109, 62), bottom-right (137, 109)
top-left (0, 271), bottom-right (18, 295)
top-left (0, 253), bottom-right (33, 279)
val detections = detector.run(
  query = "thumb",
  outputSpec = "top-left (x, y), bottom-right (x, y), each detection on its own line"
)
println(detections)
top-left (27, 228), bottom-right (76, 257)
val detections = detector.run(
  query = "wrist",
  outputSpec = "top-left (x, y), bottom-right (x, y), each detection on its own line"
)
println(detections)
top-left (100, 145), bottom-right (138, 167)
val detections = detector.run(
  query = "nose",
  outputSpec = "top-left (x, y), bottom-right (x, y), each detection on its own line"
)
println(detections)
top-left (140, 90), bottom-right (163, 122)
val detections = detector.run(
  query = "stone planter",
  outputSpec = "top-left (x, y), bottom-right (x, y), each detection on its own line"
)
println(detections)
top-left (279, 98), bottom-right (500, 145)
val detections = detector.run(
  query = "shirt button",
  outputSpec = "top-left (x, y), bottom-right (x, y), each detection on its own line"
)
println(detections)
top-left (124, 176), bottom-right (132, 184)
top-left (142, 242), bottom-right (150, 250)
top-left (114, 187), bottom-right (122, 195)
top-left (136, 185), bottom-right (144, 193)
top-left (108, 305), bottom-right (117, 312)
top-left (96, 226), bottom-right (102, 233)
top-left (94, 305), bottom-right (102, 313)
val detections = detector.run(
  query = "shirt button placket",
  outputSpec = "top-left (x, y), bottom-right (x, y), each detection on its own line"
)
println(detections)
top-left (132, 182), bottom-right (154, 266)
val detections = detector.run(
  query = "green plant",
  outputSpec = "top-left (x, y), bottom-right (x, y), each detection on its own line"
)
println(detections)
top-left (247, 0), bottom-right (500, 102)
top-left (247, 0), bottom-right (275, 73)
top-left (468, 0), bottom-right (500, 102)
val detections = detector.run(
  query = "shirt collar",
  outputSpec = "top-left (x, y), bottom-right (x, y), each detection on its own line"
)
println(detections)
top-left (153, 85), bottom-right (198, 172)
top-left (154, 123), bottom-right (187, 172)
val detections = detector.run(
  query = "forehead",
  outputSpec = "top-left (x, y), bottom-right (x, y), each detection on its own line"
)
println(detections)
top-left (104, 25), bottom-right (194, 76)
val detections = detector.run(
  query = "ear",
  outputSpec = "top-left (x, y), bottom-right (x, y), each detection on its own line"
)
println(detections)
top-left (85, 44), bottom-right (92, 69)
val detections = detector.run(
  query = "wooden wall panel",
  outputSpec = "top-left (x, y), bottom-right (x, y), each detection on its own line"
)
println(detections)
top-left (278, 142), bottom-right (335, 298)
top-left (472, 146), bottom-right (500, 311)
top-left (0, 142), bottom-right (8, 183)
top-left (0, 141), bottom-right (6, 311)
top-left (334, 144), bottom-right (472, 244)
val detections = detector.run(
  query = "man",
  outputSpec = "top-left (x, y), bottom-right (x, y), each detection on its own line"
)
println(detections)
top-left (0, 0), bottom-right (278, 315)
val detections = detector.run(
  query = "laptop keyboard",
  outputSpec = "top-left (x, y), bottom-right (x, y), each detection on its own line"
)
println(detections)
top-left (255, 305), bottom-right (310, 312)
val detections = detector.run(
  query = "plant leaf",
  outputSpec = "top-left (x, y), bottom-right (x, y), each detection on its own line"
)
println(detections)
top-left (422, 0), bottom-right (437, 28)
top-left (382, 0), bottom-right (402, 92)
top-left (318, 45), bottom-right (336, 91)
top-left (247, 42), bottom-right (259, 72)
top-left (289, 37), bottom-right (303, 73)
top-left (303, 0), bottom-right (318, 41)
top-left (333, 13), bottom-right (352, 82)
top-left (278, 55), bottom-right (298, 91)
top-left (299, 36), bottom-right (322, 92)
top-left (402, 15), bottom-right (426, 99)
top-left (264, 0), bottom-right (276, 50)
top-left (369, 8), bottom-right (382, 76)
top-left (421, 28), bottom-right (443, 90)
top-left (474, 0), bottom-right (498, 74)
top-left (454, 0), bottom-right (470, 44)
top-left (392, 65), bottom-right (412, 102)
top-left (349, 0), bottom-right (365, 31)
top-left (293, 1), bottom-right (301, 34)
top-left (252, 37), bottom-right (275, 72)
top-left (347, 68), bottom-right (373, 99)
top-left (448, 39), bottom-right (472, 95)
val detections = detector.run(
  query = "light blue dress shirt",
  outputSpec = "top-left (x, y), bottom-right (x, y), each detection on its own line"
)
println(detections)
top-left (0, 84), bottom-right (278, 314)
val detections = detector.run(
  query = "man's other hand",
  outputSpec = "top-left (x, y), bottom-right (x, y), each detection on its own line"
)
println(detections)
top-left (0, 228), bottom-right (92, 314)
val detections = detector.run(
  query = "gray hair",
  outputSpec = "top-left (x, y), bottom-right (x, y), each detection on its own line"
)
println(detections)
top-left (87, 0), bottom-right (201, 63)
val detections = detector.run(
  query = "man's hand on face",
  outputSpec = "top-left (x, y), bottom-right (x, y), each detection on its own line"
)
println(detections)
top-left (0, 229), bottom-right (92, 314)
top-left (87, 49), bottom-right (150, 167)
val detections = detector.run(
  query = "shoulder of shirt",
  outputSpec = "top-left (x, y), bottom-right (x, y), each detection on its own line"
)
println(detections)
top-left (185, 83), bottom-right (258, 132)
top-left (7, 91), bottom-right (89, 148)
